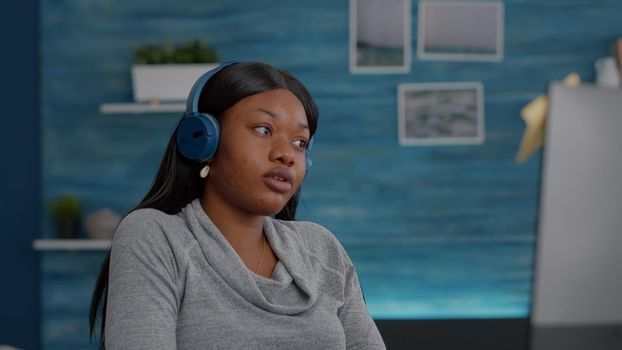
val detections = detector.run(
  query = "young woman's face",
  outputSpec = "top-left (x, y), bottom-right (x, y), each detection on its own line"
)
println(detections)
top-left (205, 88), bottom-right (311, 216)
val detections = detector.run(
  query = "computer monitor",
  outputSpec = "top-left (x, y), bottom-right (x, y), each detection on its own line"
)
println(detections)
top-left (530, 82), bottom-right (622, 349)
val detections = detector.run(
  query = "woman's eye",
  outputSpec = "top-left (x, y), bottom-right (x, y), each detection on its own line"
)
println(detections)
top-left (293, 139), bottom-right (307, 148)
top-left (254, 126), bottom-right (271, 136)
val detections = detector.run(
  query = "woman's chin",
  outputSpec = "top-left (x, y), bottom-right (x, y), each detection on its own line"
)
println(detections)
top-left (254, 192), bottom-right (295, 214)
top-left (253, 200), bottom-right (291, 218)
top-left (259, 203), bottom-right (289, 217)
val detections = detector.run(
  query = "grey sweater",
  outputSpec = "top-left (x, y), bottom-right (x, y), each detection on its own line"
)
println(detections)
top-left (105, 198), bottom-right (386, 349)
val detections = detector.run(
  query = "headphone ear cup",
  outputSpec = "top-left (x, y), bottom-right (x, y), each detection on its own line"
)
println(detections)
top-left (176, 113), bottom-right (220, 162)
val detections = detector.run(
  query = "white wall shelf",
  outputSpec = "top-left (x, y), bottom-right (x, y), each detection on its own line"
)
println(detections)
top-left (33, 239), bottom-right (111, 251)
top-left (99, 102), bottom-right (185, 114)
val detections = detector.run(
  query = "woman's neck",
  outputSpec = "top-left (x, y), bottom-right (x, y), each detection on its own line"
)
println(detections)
top-left (200, 195), bottom-right (265, 252)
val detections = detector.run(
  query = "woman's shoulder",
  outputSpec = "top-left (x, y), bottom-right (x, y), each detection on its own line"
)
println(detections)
top-left (112, 207), bottom-right (186, 247)
top-left (121, 207), bottom-right (169, 222)
top-left (109, 208), bottom-right (190, 289)
top-left (117, 207), bottom-right (173, 232)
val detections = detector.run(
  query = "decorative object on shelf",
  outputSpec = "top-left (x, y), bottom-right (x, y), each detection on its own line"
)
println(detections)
top-left (132, 40), bottom-right (220, 102)
top-left (515, 73), bottom-right (581, 164)
top-left (595, 57), bottom-right (620, 88)
top-left (84, 208), bottom-right (122, 240)
top-left (49, 195), bottom-right (82, 239)
top-left (594, 37), bottom-right (622, 89)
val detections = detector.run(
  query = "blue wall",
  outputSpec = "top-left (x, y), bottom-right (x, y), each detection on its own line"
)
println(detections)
top-left (35, 0), bottom-right (621, 349)
top-left (0, 1), bottom-right (40, 350)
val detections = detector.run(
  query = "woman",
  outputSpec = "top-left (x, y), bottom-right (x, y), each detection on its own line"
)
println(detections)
top-left (89, 61), bottom-right (386, 349)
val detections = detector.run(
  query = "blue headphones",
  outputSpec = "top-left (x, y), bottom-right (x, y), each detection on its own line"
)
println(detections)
top-left (176, 61), bottom-right (313, 173)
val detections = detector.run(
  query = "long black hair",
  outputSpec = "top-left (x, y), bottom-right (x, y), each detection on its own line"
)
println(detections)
top-left (89, 62), bottom-right (318, 348)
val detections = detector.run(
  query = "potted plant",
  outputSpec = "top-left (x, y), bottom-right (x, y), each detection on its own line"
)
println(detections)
top-left (49, 195), bottom-right (82, 239)
top-left (131, 40), bottom-right (220, 102)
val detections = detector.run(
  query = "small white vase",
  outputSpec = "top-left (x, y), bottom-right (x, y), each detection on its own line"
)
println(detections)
top-left (85, 208), bottom-right (122, 240)
top-left (595, 57), bottom-right (621, 88)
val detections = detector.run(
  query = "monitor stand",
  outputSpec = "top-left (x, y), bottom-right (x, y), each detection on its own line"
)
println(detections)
top-left (530, 324), bottom-right (622, 350)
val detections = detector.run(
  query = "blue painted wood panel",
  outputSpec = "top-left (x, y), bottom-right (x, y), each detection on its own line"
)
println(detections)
top-left (39, 0), bottom-right (621, 348)
top-left (41, 252), bottom-right (106, 350)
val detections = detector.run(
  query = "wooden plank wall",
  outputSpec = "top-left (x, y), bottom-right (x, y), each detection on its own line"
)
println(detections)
top-left (39, 0), bottom-right (621, 348)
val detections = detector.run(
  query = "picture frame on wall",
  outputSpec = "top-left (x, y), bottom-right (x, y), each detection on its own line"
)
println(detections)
top-left (349, 0), bottom-right (411, 73)
top-left (398, 82), bottom-right (485, 145)
top-left (417, 1), bottom-right (504, 62)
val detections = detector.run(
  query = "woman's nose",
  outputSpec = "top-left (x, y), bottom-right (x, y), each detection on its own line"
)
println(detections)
top-left (269, 139), bottom-right (295, 166)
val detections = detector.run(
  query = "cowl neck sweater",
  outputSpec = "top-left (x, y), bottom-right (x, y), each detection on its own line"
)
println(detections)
top-left (105, 198), bottom-right (386, 349)
top-left (180, 198), bottom-right (319, 315)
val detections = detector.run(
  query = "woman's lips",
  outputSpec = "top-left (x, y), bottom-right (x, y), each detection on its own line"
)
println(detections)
top-left (262, 168), bottom-right (294, 193)
top-left (263, 176), bottom-right (293, 193)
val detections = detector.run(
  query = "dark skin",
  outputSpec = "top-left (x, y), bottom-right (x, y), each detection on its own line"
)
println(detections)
top-left (201, 88), bottom-right (310, 278)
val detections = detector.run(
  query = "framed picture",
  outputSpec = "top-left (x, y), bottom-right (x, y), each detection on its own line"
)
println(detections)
top-left (349, 0), bottom-right (411, 73)
top-left (417, 1), bottom-right (504, 62)
top-left (398, 82), bottom-right (485, 145)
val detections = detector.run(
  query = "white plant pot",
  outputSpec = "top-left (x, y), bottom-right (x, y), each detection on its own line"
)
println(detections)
top-left (84, 208), bottom-right (122, 240)
top-left (131, 63), bottom-right (219, 102)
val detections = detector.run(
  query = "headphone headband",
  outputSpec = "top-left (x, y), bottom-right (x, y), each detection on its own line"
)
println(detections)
top-left (185, 60), bottom-right (239, 114)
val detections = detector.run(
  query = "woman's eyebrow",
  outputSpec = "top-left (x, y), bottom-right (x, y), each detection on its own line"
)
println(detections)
top-left (257, 108), bottom-right (309, 130)
top-left (258, 108), bottom-right (278, 119)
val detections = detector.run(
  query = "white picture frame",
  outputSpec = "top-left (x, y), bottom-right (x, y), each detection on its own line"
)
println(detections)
top-left (417, 1), bottom-right (504, 62)
top-left (398, 82), bottom-right (485, 145)
top-left (349, 0), bottom-right (412, 73)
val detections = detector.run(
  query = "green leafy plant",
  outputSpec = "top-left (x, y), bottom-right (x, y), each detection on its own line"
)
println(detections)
top-left (49, 195), bottom-right (81, 223)
top-left (134, 40), bottom-right (220, 64)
